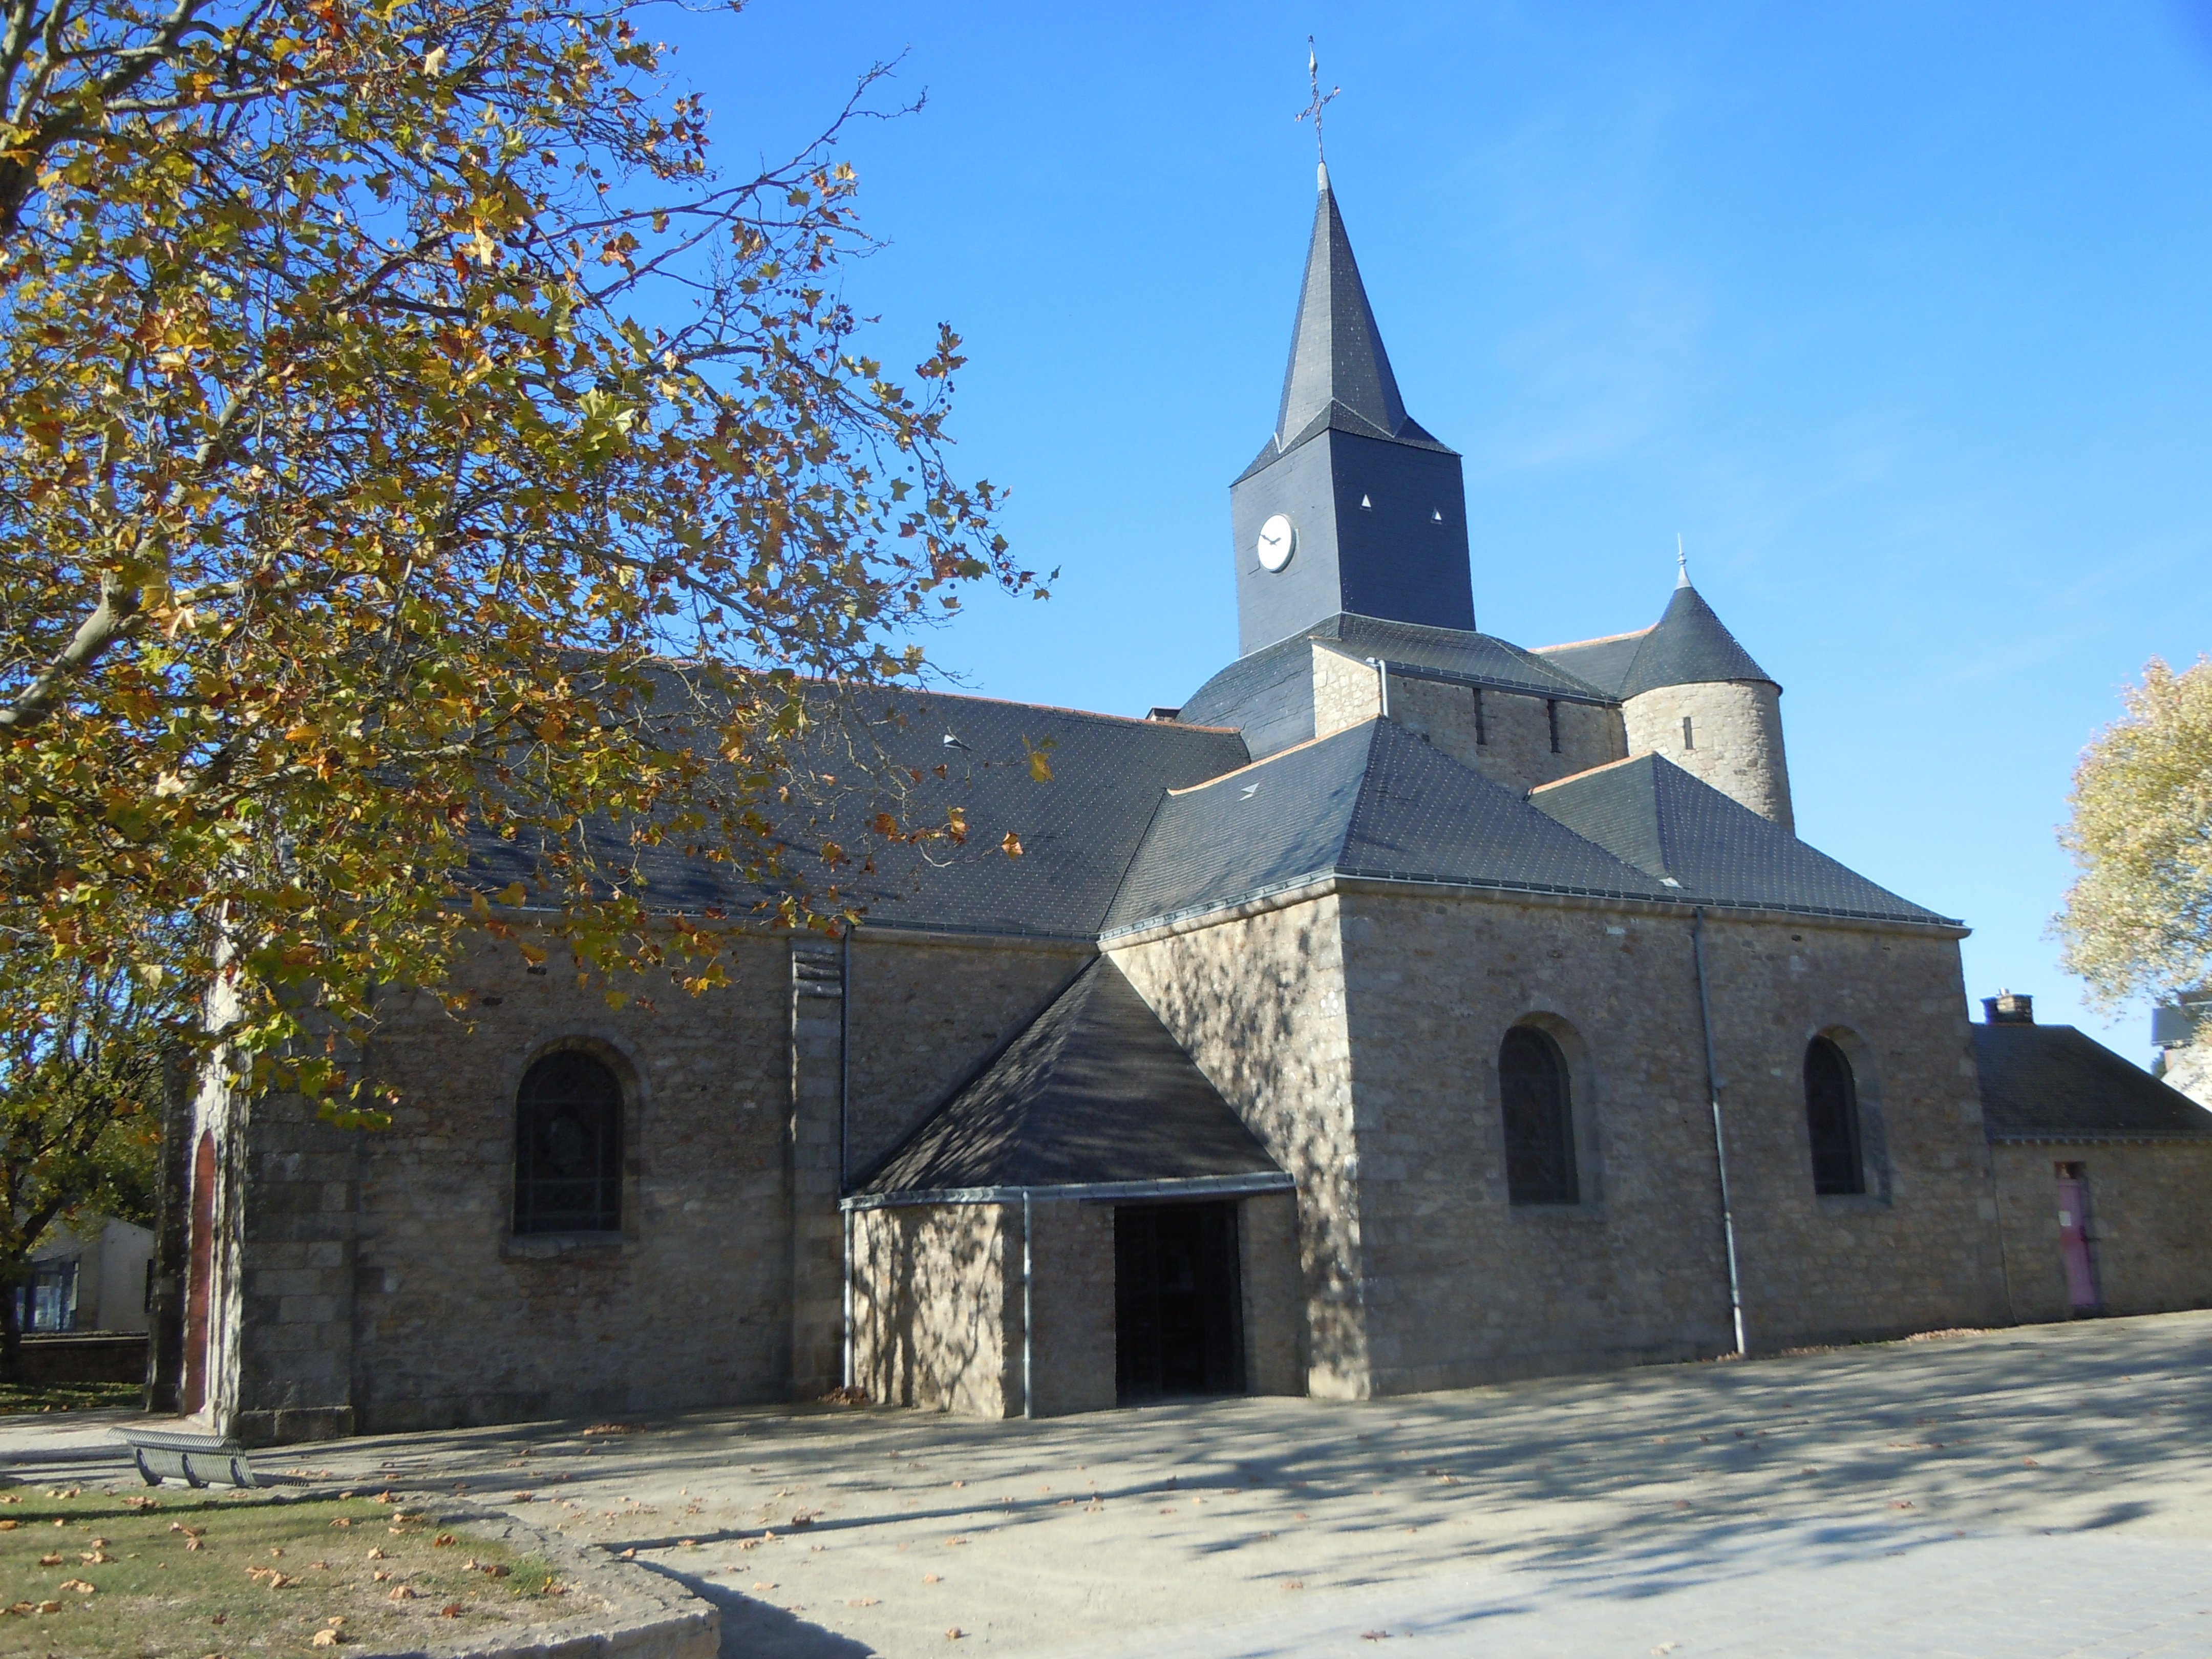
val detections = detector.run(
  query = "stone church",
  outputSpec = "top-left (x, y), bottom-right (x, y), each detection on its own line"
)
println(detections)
top-left (180, 165), bottom-right (2212, 1444)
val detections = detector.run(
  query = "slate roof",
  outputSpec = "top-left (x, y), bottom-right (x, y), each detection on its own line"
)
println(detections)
top-left (1974, 1023), bottom-right (2212, 1141)
top-left (1534, 580), bottom-right (1775, 699)
top-left (1235, 170), bottom-right (1455, 485)
top-left (1179, 612), bottom-right (1613, 762)
top-left (471, 680), bottom-right (1248, 940)
top-left (1531, 629), bottom-right (1650, 700)
top-left (853, 956), bottom-right (1285, 1196)
top-left (1529, 754), bottom-right (1952, 926)
top-left (1104, 718), bottom-right (1675, 933)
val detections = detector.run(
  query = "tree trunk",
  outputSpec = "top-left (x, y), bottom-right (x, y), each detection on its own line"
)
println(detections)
top-left (0, 1266), bottom-right (23, 1386)
top-left (143, 1043), bottom-right (193, 1413)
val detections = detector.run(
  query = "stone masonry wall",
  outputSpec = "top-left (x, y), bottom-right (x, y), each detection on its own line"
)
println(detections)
top-left (1311, 643), bottom-right (1628, 793)
top-left (1026, 1200), bottom-right (1116, 1417)
top-left (210, 926), bottom-right (1099, 1438)
top-left (1239, 1189), bottom-right (1305, 1396)
top-left (851, 1202), bottom-right (1012, 1415)
top-left (1111, 897), bottom-right (1369, 1398)
top-left (341, 932), bottom-right (793, 1432)
top-left (845, 935), bottom-right (1093, 1179)
top-left (1623, 679), bottom-right (1794, 831)
top-left (1326, 889), bottom-right (2006, 1394)
top-left (1992, 1142), bottom-right (2212, 1323)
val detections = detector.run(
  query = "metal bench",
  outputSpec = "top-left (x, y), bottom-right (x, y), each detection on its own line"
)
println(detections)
top-left (117, 1426), bottom-right (260, 1489)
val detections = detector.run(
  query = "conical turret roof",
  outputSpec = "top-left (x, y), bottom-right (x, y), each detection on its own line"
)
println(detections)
top-left (1620, 577), bottom-right (1776, 697)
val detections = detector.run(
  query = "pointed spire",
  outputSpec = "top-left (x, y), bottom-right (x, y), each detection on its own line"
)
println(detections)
top-left (1676, 534), bottom-right (1691, 589)
top-left (1274, 174), bottom-right (1410, 450)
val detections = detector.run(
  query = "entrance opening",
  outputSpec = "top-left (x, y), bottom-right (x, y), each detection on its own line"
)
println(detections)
top-left (2054, 1162), bottom-right (2100, 1315)
top-left (1114, 1201), bottom-right (1244, 1403)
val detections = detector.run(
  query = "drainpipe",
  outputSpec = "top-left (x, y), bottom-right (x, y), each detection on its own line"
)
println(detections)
top-left (840, 929), bottom-right (854, 1392)
top-left (1691, 908), bottom-right (1749, 1357)
top-left (1020, 1189), bottom-right (1034, 1421)
top-left (1366, 657), bottom-right (1390, 719)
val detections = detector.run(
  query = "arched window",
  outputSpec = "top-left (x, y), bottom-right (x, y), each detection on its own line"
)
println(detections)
top-left (514, 1051), bottom-right (624, 1235)
top-left (1499, 1026), bottom-right (1578, 1205)
top-left (1804, 1036), bottom-right (1864, 1196)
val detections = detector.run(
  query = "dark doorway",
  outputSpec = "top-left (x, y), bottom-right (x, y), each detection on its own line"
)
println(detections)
top-left (1115, 1201), bottom-right (1244, 1403)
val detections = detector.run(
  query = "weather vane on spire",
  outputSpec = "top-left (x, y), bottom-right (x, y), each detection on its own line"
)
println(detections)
top-left (1296, 37), bottom-right (1340, 175)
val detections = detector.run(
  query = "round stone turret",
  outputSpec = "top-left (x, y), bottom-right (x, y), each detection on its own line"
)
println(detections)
top-left (1619, 572), bottom-right (1794, 832)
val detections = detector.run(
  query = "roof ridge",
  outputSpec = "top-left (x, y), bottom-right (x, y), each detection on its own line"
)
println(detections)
top-left (1531, 625), bottom-right (1654, 654)
top-left (1527, 751), bottom-right (1653, 795)
top-left (1163, 716), bottom-right (1375, 796)
top-left (905, 686), bottom-right (1245, 734)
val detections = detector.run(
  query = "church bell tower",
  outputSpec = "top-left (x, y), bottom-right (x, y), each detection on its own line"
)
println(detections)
top-left (1229, 164), bottom-right (1476, 657)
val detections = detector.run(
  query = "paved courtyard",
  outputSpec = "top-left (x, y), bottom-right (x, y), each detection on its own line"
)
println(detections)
top-left (11, 1311), bottom-right (2212, 1655)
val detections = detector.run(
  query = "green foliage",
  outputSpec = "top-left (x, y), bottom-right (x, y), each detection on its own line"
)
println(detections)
top-left (0, 950), bottom-right (183, 1374)
top-left (2053, 655), bottom-right (2212, 1009)
top-left (0, 0), bottom-right (1034, 1114)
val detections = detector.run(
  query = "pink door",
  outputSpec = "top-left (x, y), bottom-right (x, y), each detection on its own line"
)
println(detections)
top-left (2055, 1173), bottom-right (2099, 1314)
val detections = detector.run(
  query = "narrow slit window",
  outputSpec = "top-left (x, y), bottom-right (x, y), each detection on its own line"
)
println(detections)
top-left (1546, 699), bottom-right (1561, 754)
top-left (1473, 687), bottom-right (1487, 746)
top-left (1682, 715), bottom-right (1695, 751)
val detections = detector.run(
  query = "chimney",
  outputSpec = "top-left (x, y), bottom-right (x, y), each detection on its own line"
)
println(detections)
top-left (1982, 990), bottom-right (2034, 1025)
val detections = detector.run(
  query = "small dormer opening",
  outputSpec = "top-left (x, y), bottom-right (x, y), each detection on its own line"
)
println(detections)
top-left (1546, 699), bottom-right (1561, 754)
top-left (1360, 494), bottom-right (1372, 511)
top-left (1682, 715), bottom-right (1695, 751)
top-left (1431, 508), bottom-right (1443, 523)
top-left (1473, 687), bottom-right (1487, 746)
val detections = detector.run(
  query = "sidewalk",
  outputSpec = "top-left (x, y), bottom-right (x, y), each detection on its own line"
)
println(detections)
top-left (11, 1312), bottom-right (2212, 1655)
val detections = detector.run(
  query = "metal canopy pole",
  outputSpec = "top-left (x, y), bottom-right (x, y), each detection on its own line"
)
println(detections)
top-left (1692, 908), bottom-right (1748, 1357)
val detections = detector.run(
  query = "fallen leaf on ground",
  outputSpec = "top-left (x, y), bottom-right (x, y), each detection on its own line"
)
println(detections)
top-left (34, 1601), bottom-right (59, 1614)
top-left (1283, 1580), bottom-right (1305, 1591)
top-left (849, 1597), bottom-right (880, 1607)
top-left (433, 1533), bottom-right (457, 1547)
top-left (1363, 1634), bottom-right (1392, 1643)
top-left (59, 1579), bottom-right (95, 1594)
top-left (37, 1553), bottom-right (60, 1566)
top-left (388, 1585), bottom-right (418, 1600)
top-left (311, 1631), bottom-right (342, 1647)
top-left (440, 1603), bottom-right (464, 1617)
top-left (922, 1573), bottom-right (942, 1583)
top-left (945, 1629), bottom-right (964, 1641)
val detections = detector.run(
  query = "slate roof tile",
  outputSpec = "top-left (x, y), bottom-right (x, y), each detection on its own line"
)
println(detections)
top-left (1974, 1024), bottom-right (2212, 1141)
top-left (854, 956), bottom-right (1284, 1195)
top-left (1528, 753), bottom-right (1952, 926)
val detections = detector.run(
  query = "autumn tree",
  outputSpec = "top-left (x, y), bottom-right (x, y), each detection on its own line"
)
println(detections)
top-left (2053, 656), bottom-right (2212, 1009)
top-left (0, 0), bottom-right (1034, 1116)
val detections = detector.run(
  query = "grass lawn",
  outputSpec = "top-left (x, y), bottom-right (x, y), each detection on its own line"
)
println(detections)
top-left (0, 1381), bottom-right (142, 1416)
top-left (0, 1476), bottom-right (583, 1656)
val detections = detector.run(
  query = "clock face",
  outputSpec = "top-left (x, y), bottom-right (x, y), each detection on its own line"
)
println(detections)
top-left (1255, 513), bottom-right (1296, 572)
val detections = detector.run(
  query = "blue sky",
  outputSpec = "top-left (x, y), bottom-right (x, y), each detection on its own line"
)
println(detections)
top-left (676, 2), bottom-right (2212, 1057)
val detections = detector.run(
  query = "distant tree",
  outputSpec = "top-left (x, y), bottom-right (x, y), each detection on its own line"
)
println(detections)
top-left (0, 953), bottom-right (186, 1380)
top-left (2053, 656), bottom-right (2212, 1009)
top-left (0, 0), bottom-right (1037, 1117)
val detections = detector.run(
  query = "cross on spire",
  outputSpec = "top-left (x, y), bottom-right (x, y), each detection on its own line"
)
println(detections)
top-left (1296, 38), bottom-right (1339, 175)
